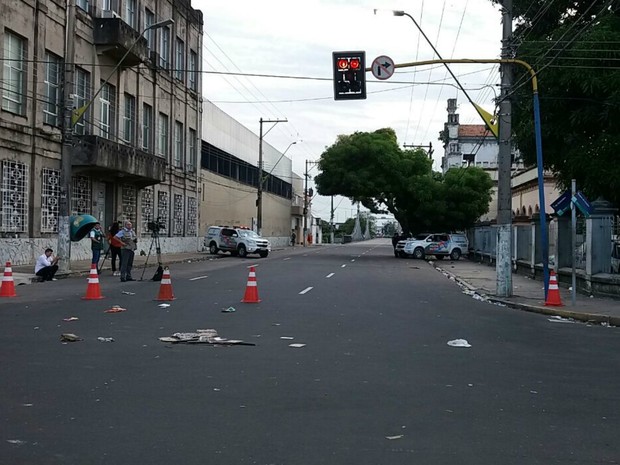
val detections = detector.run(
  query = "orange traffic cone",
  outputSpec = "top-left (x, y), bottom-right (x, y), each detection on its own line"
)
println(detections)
top-left (155, 267), bottom-right (175, 301)
top-left (241, 266), bottom-right (261, 303)
top-left (545, 270), bottom-right (563, 307)
top-left (82, 263), bottom-right (104, 300)
top-left (0, 261), bottom-right (17, 298)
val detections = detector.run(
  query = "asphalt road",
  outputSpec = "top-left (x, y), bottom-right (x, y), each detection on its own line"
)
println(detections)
top-left (1, 239), bottom-right (619, 464)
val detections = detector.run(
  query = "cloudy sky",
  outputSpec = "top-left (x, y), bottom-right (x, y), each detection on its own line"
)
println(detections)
top-left (194, 0), bottom-right (504, 222)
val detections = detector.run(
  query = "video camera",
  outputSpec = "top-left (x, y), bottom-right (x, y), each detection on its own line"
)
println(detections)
top-left (147, 218), bottom-right (166, 234)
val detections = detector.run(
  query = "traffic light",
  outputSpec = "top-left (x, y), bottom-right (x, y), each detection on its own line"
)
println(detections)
top-left (332, 51), bottom-right (366, 100)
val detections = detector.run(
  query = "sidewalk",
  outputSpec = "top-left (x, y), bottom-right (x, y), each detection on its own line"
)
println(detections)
top-left (434, 259), bottom-right (620, 327)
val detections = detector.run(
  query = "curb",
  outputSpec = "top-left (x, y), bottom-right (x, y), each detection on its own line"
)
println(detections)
top-left (434, 263), bottom-right (620, 327)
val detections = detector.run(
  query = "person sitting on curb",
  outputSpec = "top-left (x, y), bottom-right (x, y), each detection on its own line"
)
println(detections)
top-left (35, 248), bottom-right (60, 281)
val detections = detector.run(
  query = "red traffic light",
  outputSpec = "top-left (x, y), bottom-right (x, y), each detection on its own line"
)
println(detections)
top-left (349, 58), bottom-right (361, 70)
top-left (337, 59), bottom-right (349, 70)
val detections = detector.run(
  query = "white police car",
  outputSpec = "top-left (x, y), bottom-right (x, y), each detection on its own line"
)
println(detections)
top-left (400, 233), bottom-right (468, 260)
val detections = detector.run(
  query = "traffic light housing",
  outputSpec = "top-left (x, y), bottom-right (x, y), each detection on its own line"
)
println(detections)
top-left (332, 51), bottom-right (366, 101)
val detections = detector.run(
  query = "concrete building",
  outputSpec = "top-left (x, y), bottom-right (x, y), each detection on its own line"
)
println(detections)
top-left (0, 0), bottom-right (203, 265)
top-left (200, 101), bottom-right (303, 248)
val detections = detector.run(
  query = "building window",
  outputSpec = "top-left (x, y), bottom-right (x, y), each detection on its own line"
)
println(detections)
top-left (1, 161), bottom-right (28, 233)
top-left (189, 50), bottom-right (197, 91)
top-left (43, 52), bottom-right (61, 126)
top-left (174, 121), bottom-right (183, 168)
top-left (144, 9), bottom-right (155, 49)
top-left (175, 38), bottom-right (184, 81)
top-left (71, 175), bottom-right (91, 215)
top-left (187, 197), bottom-right (197, 236)
top-left (99, 82), bottom-right (116, 139)
top-left (463, 153), bottom-right (475, 166)
top-left (74, 67), bottom-right (91, 135)
top-left (142, 103), bottom-right (152, 151)
top-left (124, 0), bottom-right (136, 29)
top-left (41, 168), bottom-right (60, 233)
top-left (187, 128), bottom-right (197, 172)
top-left (122, 93), bottom-right (135, 143)
top-left (2, 31), bottom-right (26, 115)
top-left (173, 194), bottom-right (183, 236)
top-left (140, 187), bottom-right (154, 236)
top-left (76, 0), bottom-right (89, 12)
top-left (159, 27), bottom-right (170, 70)
top-left (449, 142), bottom-right (460, 154)
top-left (122, 185), bottom-right (137, 223)
top-left (157, 112), bottom-right (169, 157)
top-left (157, 191), bottom-right (169, 232)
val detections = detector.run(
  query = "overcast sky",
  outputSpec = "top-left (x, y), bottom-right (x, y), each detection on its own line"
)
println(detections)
top-left (194, 0), bottom-right (503, 222)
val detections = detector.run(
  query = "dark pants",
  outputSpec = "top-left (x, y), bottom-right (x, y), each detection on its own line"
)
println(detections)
top-left (120, 249), bottom-right (135, 280)
top-left (92, 248), bottom-right (102, 265)
top-left (110, 246), bottom-right (122, 272)
top-left (36, 265), bottom-right (58, 281)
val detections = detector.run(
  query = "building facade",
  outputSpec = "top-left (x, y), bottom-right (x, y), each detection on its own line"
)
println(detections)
top-left (0, 0), bottom-right (203, 265)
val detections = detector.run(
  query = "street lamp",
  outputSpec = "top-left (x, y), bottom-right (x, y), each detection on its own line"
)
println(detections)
top-left (266, 141), bottom-right (298, 178)
top-left (57, 17), bottom-right (173, 272)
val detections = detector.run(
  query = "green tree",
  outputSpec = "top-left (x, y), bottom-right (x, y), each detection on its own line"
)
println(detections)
top-left (491, 0), bottom-right (620, 207)
top-left (315, 128), bottom-right (493, 233)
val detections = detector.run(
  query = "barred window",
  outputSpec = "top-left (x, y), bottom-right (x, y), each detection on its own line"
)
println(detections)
top-left (122, 185), bottom-right (137, 228)
top-left (157, 191), bottom-right (169, 232)
top-left (41, 168), bottom-right (60, 232)
top-left (140, 187), bottom-right (154, 236)
top-left (173, 194), bottom-right (183, 236)
top-left (1, 161), bottom-right (29, 233)
top-left (186, 197), bottom-right (197, 236)
top-left (71, 175), bottom-right (91, 215)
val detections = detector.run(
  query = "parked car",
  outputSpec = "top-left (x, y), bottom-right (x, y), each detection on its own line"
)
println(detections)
top-left (204, 226), bottom-right (271, 258)
top-left (399, 233), bottom-right (468, 260)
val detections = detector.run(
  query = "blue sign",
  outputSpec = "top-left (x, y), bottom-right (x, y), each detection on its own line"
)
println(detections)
top-left (572, 191), bottom-right (594, 217)
top-left (551, 191), bottom-right (571, 216)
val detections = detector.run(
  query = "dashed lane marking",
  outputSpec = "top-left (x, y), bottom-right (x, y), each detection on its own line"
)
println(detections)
top-left (326, 273), bottom-right (335, 278)
top-left (189, 275), bottom-right (208, 281)
top-left (341, 264), bottom-right (347, 268)
top-left (299, 287), bottom-right (313, 295)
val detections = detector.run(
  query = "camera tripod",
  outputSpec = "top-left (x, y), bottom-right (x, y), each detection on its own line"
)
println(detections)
top-left (140, 230), bottom-right (164, 281)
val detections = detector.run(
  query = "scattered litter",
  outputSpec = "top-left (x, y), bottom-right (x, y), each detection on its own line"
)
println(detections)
top-left (121, 291), bottom-right (136, 295)
top-left (289, 343), bottom-right (306, 348)
top-left (97, 337), bottom-right (115, 342)
top-left (63, 317), bottom-right (79, 322)
top-left (159, 329), bottom-right (255, 346)
top-left (22, 403), bottom-right (33, 407)
top-left (222, 306), bottom-right (236, 313)
top-left (548, 316), bottom-right (575, 324)
top-left (385, 435), bottom-right (404, 440)
top-left (272, 323), bottom-right (281, 326)
top-left (105, 305), bottom-right (126, 313)
top-left (280, 336), bottom-right (294, 340)
top-left (447, 339), bottom-right (471, 348)
top-left (60, 333), bottom-right (82, 342)
top-left (158, 303), bottom-right (171, 308)
top-left (7, 439), bottom-right (26, 445)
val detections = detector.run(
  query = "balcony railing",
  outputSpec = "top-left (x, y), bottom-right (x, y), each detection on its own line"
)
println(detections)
top-left (93, 17), bottom-right (149, 66)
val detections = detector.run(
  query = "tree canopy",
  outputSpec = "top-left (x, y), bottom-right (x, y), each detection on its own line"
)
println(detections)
top-left (314, 128), bottom-right (493, 234)
top-left (492, 0), bottom-right (620, 207)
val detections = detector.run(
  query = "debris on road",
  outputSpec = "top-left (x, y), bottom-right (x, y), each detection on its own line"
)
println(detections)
top-left (447, 339), bottom-right (471, 348)
top-left (158, 303), bottom-right (171, 308)
top-left (63, 317), bottom-right (79, 322)
top-left (121, 291), bottom-right (136, 295)
top-left (104, 305), bottom-right (126, 313)
top-left (97, 337), bottom-right (115, 342)
top-left (289, 343), bottom-right (306, 348)
top-left (222, 306), bottom-right (236, 313)
top-left (548, 316), bottom-right (575, 324)
top-left (385, 435), bottom-right (404, 440)
top-left (280, 336), bottom-right (294, 340)
top-left (159, 328), bottom-right (255, 346)
top-left (60, 333), bottom-right (82, 342)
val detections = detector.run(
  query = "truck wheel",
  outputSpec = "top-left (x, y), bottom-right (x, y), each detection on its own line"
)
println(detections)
top-left (259, 251), bottom-right (268, 258)
top-left (209, 243), bottom-right (218, 255)
top-left (450, 249), bottom-right (461, 260)
top-left (413, 247), bottom-right (425, 260)
top-left (238, 245), bottom-right (247, 258)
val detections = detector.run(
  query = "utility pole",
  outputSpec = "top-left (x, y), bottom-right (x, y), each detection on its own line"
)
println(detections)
top-left (403, 142), bottom-right (433, 159)
top-left (496, 0), bottom-right (513, 297)
top-left (257, 117), bottom-right (287, 236)
top-left (58, 0), bottom-right (76, 273)
top-left (303, 160), bottom-right (309, 247)
top-left (330, 195), bottom-right (334, 244)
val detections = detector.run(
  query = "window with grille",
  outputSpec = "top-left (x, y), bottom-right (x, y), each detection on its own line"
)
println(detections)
top-left (175, 38), bottom-right (184, 81)
top-left (157, 191), bottom-right (169, 232)
top-left (74, 68), bottom-right (91, 135)
top-left (173, 194), bottom-right (183, 236)
top-left (158, 112), bottom-right (168, 157)
top-left (43, 52), bottom-right (61, 126)
top-left (71, 175), bottom-right (91, 215)
top-left (122, 185), bottom-right (137, 226)
top-left (174, 121), bottom-right (183, 168)
top-left (141, 187), bottom-right (154, 236)
top-left (99, 81), bottom-right (116, 139)
top-left (41, 168), bottom-right (60, 232)
top-left (2, 31), bottom-right (26, 115)
top-left (1, 161), bottom-right (28, 233)
top-left (187, 197), bottom-right (197, 236)
top-left (122, 93), bottom-right (135, 143)
top-left (142, 103), bottom-right (152, 151)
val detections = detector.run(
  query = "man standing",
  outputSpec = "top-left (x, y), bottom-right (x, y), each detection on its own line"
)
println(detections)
top-left (89, 222), bottom-right (105, 268)
top-left (35, 248), bottom-right (60, 281)
top-left (291, 230), bottom-right (296, 247)
top-left (115, 220), bottom-right (137, 282)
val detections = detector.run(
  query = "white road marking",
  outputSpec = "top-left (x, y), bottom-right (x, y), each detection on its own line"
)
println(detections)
top-left (189, 275), bottom-right (208, 281)
top-left (326, 273), bottom-right (335, 278)
top-left (299, 287), bottom-right (313, 295)
top-left (283, 257), bottom-right (291, 261)
top-left (351, 259), bottom-right (355, 262)
top-left (341, 264), bottom-right (347, 268)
